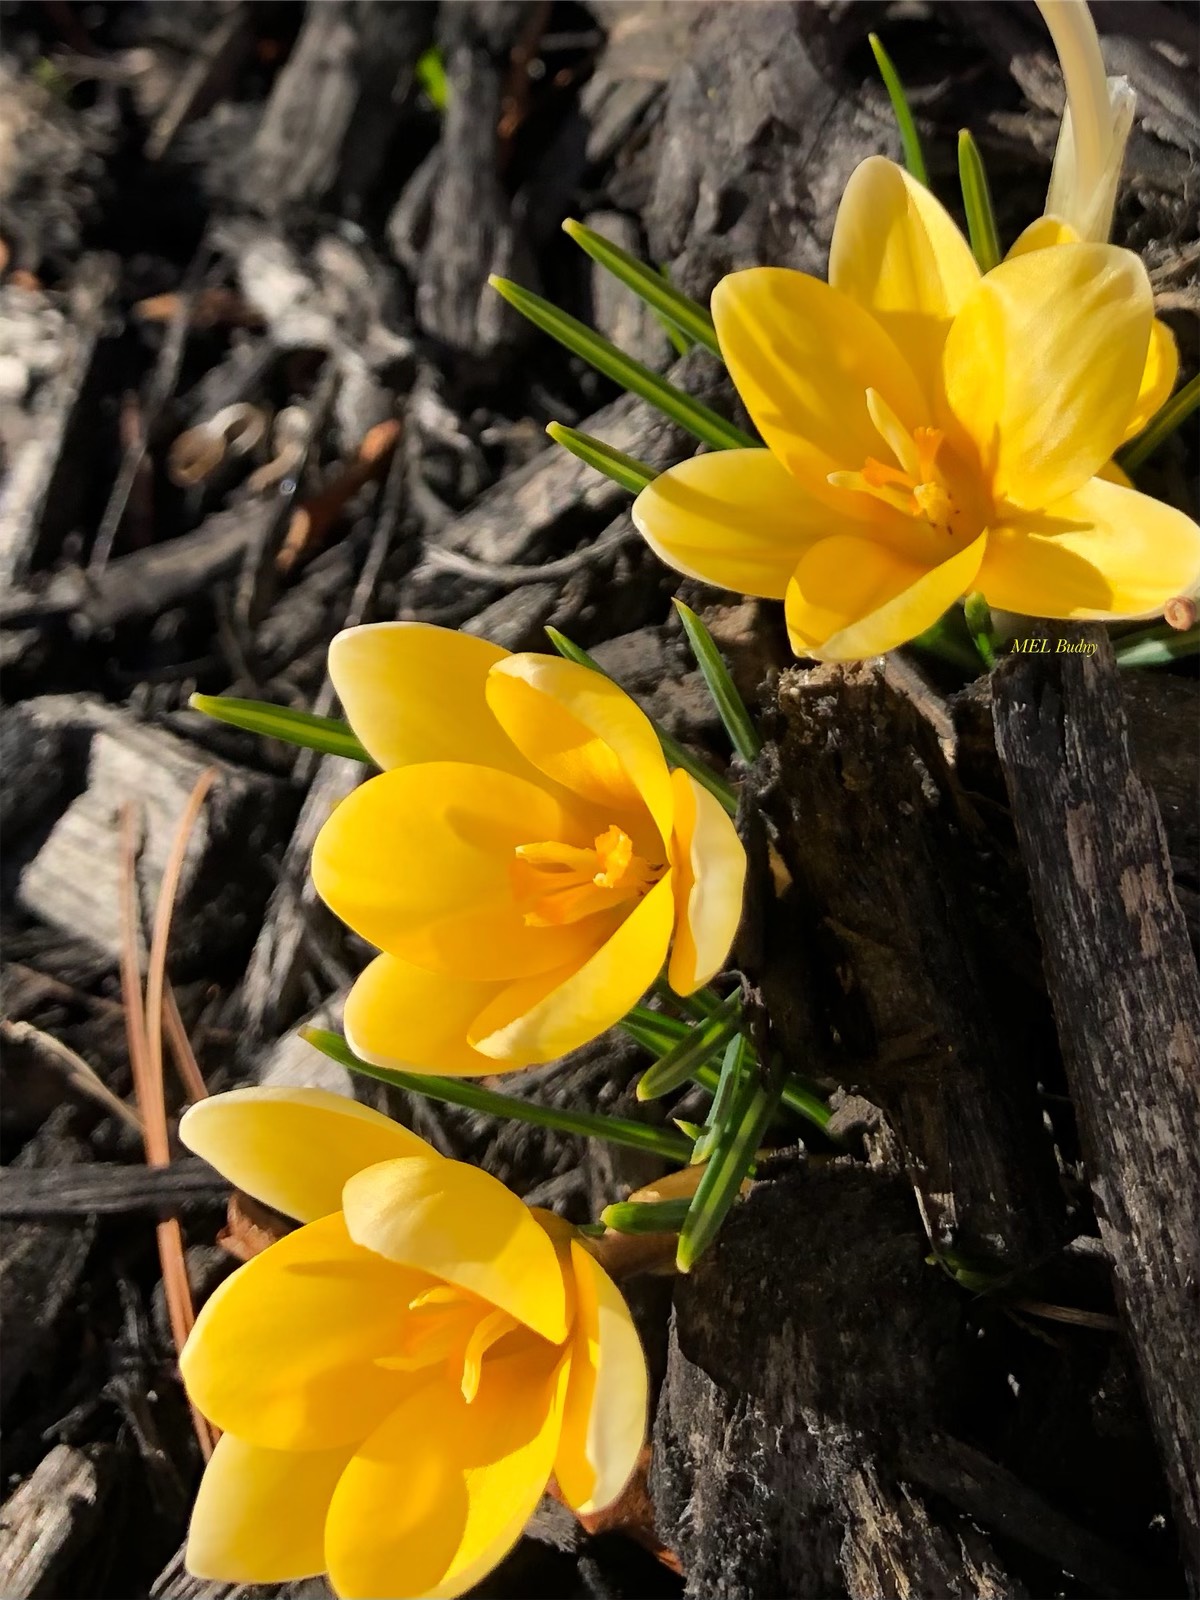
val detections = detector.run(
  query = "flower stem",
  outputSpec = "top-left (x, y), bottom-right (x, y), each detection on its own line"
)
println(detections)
top-left (1112, 621), bottom-right (1200, 669)
top-left (303, 1029), bottom-right (694, 1163)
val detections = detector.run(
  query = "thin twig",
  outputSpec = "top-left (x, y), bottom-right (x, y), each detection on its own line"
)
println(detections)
top-left (164, 982), bottom-right (209, 1104)
top-left (422, 524), bottom-right (630, 587)
top-left (1, 1019), bottom-right (143, 1134)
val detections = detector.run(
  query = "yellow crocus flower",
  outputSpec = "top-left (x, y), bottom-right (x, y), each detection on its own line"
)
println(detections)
top-left (310, 622), bottom-right (745, 1071)
top-left (632, 156), bottom-right (1200, 663)
top-left (178, 1086), bottom-right (648, 1599)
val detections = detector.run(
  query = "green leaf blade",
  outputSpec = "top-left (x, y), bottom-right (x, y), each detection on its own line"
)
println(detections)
top-left (601, 1198), bottom-right (692, 1234)
top-left (562, 219), bottom-right (721, 358)
top-left (545, 423), bottom-right (656, 493)
top-left (868, 33), bottom-right (928, 187)
top-left (190, 695), bottom-right (370, 762)
top-left (635, 991), bottom-right (743, 1101)
top-left (673, 599), bottom-right (762, 761)
top-left (957, 130), bottom-right (1002, 273)
top-left (489, 275), bottom-right (756, 452)
top-left (1118, 372), bottom-right (1200, 474)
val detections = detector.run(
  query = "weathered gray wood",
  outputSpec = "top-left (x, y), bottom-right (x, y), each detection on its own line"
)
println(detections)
top-left (0, 1157), bottom-right (228, 1219)
top-left (0, 1445), bottom-right (108, 1599)
top-left (992, 628), bottom-right (1200, 1582)
top-left (747, 660), bottom-right (1068, 1269)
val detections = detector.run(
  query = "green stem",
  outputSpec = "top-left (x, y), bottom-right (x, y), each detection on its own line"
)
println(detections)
top-left (910, 616), bottom-right (983, 675)
top-left (1112, 621), bottom-right (1200, 668)
top-left (303, 1029), bottom-right (693, 1163)
top-left (1117, 374), bottom-right (1200, 474)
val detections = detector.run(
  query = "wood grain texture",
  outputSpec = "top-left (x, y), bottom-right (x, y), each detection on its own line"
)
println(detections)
top-left (992, 627), bottom-right (1200, 1581)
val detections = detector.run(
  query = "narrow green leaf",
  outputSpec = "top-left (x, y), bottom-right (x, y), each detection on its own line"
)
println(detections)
top-left (545, 627), bottom-right (739, 817)
top-left (635, 991), bottom-right (743, 1100)
top-left (415, 45), bottom-right (449, 111)
top-left (489, 275), bottom-right (756, 452)
top-left (674, 599), bottom-right (762, 761)
top-left (868, 33), bottom-right (928, 187)
top-left (1112, 620), bottom-right (1200, 668)
top-left (303, 1029), bottom-right (693, 1163)
top-left (562, 219), bottom-right (721, 357)
top-left (619, 1004), bottom-right (691, 1056)
top-left (957, 130), bottom-right (1002, 272)
top-left (545, 423), bottom-right (656, 494)
top-left (690, 1033), bottom-right (749, 1164)
top-left (190, 694), bottom-right (370, 762)
top-left (677, 1058), bottom-right (784, 1271)
top-left (1118, 373), bottom-right (1200, 474)
top-left (962, 591), bottom-right (997, 669)
top-left (911, 611), bottom-right (985, 675)
top-left (601, 1197), bottom-right (692, 1234)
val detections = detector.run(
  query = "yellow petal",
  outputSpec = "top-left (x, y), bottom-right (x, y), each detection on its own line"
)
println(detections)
top-left (977, 477), bottom-right (1200, 620)
top-left (829, 154), bottom-right (980, 404)
top-left (785, 531), bottom-right (987, 661)
top-left (186, 1433), bottom-right (352, 1583)
top-left (325, 1343), bottom-right (567, 1600)
top-left (344, 953), bottom-right (501, 1077)
top-left (341, 1156), bottom-right (570, 1343)
top-left (486, 655), bottom-right (674, 849)
top-left (328, 623), bottom-right (528, 775)
top-left (942, 243), bottom-right (1152, 508)
top-left (469, 872), bottom-right (675, 1065)
top-left (180, 1213), bottom-right (430, 1450)
top-left (554, 1240), bottom-right (648, 1515)
top-left (312, 762), bottom-right (607, 981)
top-left (667, 769), bottom-right (745, 995)
top-left (1004, 216), bottom-right (1080, 258)
top-left (179, 1086), bottom-right (435, 1223)
top-left (1122, 318), bottom-right (1178, 444)
top-left (711, 267), bottom-right (927, 508)
top-left (631, 448), bottom-right (828, 600)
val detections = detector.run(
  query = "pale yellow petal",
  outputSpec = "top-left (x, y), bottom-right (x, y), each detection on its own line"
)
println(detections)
top-left (186, 1433), bottom-right (352, 1583)
top-left (785, 532), bottom-right (987, 661)
top-left (1004, 216), bottom-right (1080, 258)
top-left (469, 872), bottom-right (675, 1065)
top-left (341, 1156), bottom-right (570, 1343)
top-left (311, 762), bottom-right (608, 981)
top-left (486, 654), bottom-right (674, 850)
top-left (667, 769), bottom-right (745, 995)
top-left (329, 623), bottom-right (527, 776)
top-left (343, 953), bottom-right (501, 1078)
top-left (325, 1344), bottom-right (566, 1600)
top-left (977, 477), bottom-right (1200, 620)
top-left (179, 1086), bottom-right (435, 1223)
top-left (631, 448), bottom-right (828, 600)
top-left (1122, 318), bottom-right (1178, 444)
top-left (829, 154), bottom-right (980, 404)
top-left (180, 1214), bottom-right (430, 1450)
top-left (554, 1240), bottom-right (648, 1515)
top-left (942, 243), bottom-right (1152, 508)
top-left (711, 267), bottom-right (927, 508)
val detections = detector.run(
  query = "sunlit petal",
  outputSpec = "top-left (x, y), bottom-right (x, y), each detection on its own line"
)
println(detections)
top-left (341, 1156), bottom-right (570, 1343)
top-left (329, 623), bottom-right (528, 776)
top-left (179, 1087), bottom-right (435, 1223)
top-left (343, 953), bottom-right (501, 1078)
top-left (554, 1240), bottom-right (648, 1515)
top-left (312, 763), bottom-right (606, 981)
top-left (1122, 317), bottom-right (1178, 444)
top-left (978, 477), bottom-right (1200, 619)
top-left (1004, 215), bottom-right (1080, 258)
top-left (785, 532), bottom-right (987, 661)
top-left (631, 448), bottom-right (828, 600)
top-left (829, 154), bottom-right (980, 404)
top-left (486, 654), bottom-right (673, 849)
top-left (469, 873), bottom-right (675, 1065)
top-left (711, 267), bottom-right (926, 507)
top-left (942, 243), bottom-right (1152, 507)
top-left (180, 1213), bottom-right (430, 1450)
top-left (667, 769), bottom-right (745, 995)
top-left (326, 1344), bottom-right (566, 1600)
top-left (186, 1433), bottom-right (352, 1583)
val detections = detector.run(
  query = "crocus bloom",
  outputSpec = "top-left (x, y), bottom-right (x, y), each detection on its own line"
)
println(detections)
top-left (179, 1086), bottom-right (648, 1599)
top-left (632, 156), bottom-right (1200, 662)
top-left (311, 623), bottom-right (746, 1071)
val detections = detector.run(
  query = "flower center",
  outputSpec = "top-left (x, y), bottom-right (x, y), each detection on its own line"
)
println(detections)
top-left (829, 389), bottom-right (971, 539)
top-left (512, 825), bottom-right (660, 927)
top-left (377, 1284), bottom-right (520, 1404)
